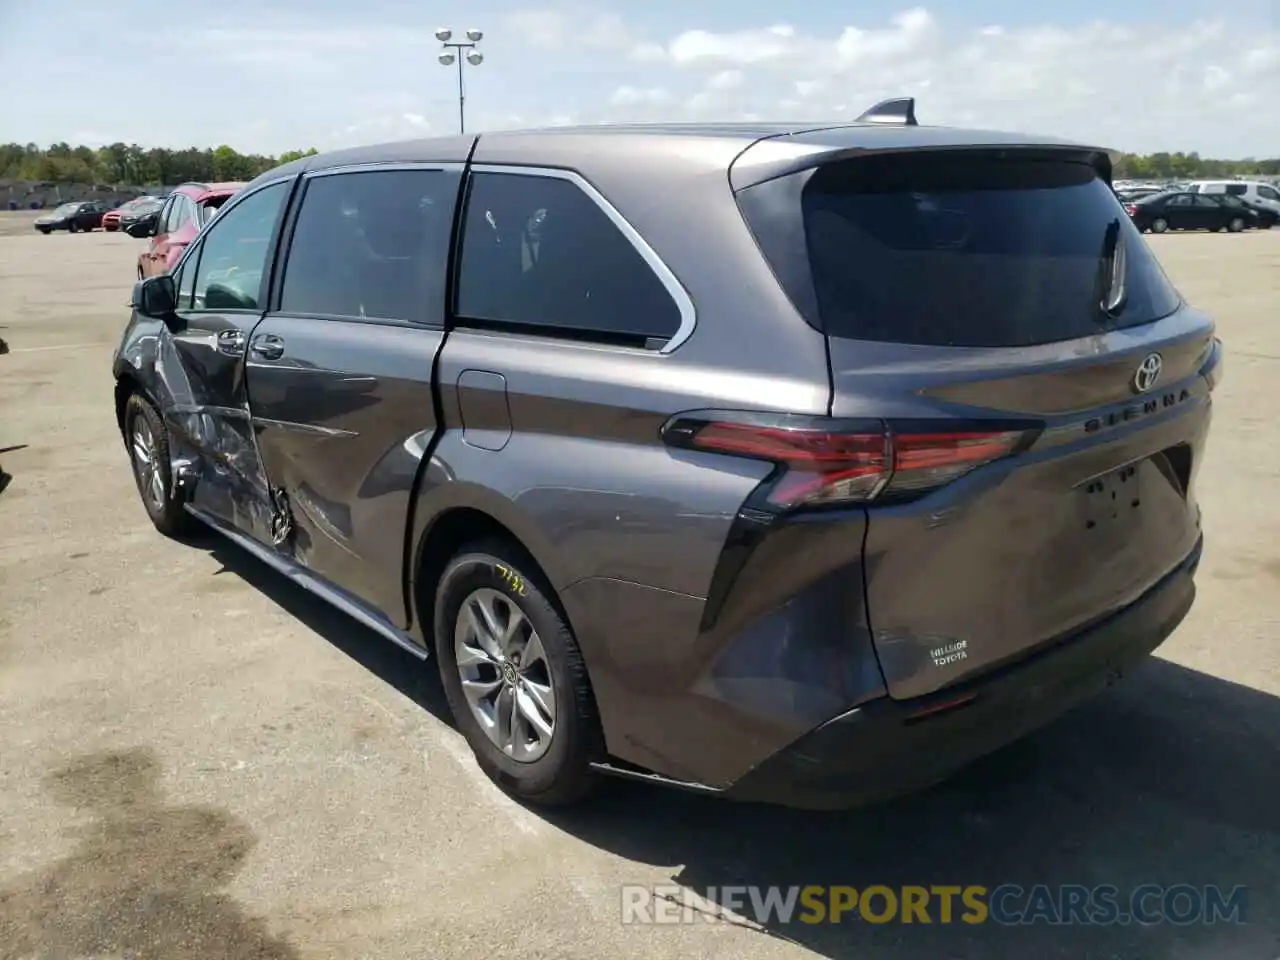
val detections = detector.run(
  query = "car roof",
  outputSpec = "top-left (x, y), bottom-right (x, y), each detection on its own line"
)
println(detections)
top-left (247, 119), bottom-right (1112, 193)
top-left (196, 183), bottom-right (245, 201)
top-left (172, 181), bottom-right (247, 200)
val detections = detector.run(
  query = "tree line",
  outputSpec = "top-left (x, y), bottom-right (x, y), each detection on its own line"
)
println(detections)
top-left (0, 142), bottom-right (320, 186)
top-left (1112, 151), bottom-right (1280, 180)
top-left (1, 140), bottom-right (1277, 186)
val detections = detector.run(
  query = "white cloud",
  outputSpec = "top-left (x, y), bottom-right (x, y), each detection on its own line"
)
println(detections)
top-left (501, 8), bottom-right (638, 50)
top-left (610, 85), bottom-right (670, 107)
top-left (708, 70), bottom-right (745, 91)
top-left (628, 42), bottom-right (667, 63)
top-left (333, 112), bottom-right (431, 143)
top-left (6, 5), bottom-right (1277, 158)
top-left (598, 10), bottom-right (1279, 156)
top-left (666, 24), bottom-right (798, 65)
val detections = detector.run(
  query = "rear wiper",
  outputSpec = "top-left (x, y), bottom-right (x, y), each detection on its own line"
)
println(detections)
top-left (1096, 218), bottom-right (1128, 320)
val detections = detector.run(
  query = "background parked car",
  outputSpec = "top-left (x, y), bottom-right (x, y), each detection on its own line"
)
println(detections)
top-left (1116, 186), bottom-right (1164, 203)
top-left (32, 200), bottom-right (111, 234)
top-left (130, 181), bottom-right (245, 277)
top-left (1125, 191), bottom-right (1254, 233)
top-left (1217, 193), bottom-right (1277, 229)
top-left (1187, 179), bottom-right (1280, 217)
top-left (118, 196), bottom-right (165, 238)
top-left (102, 195), bottom-right (164, 232)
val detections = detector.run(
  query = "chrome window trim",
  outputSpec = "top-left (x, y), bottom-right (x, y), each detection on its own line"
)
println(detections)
top-left (466, 163), bottom-right (697, 354)
top-left (304, 161), bottom-right (465, 179)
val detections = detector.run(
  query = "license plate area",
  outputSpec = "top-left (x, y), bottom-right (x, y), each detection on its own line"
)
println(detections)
top-left (1078, 460), bottom-right (1143, 531)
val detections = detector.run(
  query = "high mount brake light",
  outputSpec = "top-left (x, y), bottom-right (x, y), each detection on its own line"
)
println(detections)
top-left (662, 414), bottom-right (1037, 509)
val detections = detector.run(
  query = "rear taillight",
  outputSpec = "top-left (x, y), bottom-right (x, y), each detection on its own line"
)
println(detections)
top-left (1124, 204), bottom-right (1137, 216)
top-left (662, 413), bottom-right (1039, 510)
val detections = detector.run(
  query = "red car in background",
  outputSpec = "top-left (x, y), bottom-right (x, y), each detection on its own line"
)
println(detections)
top-left (132, 181), bottom-right (246, 278)
top-left (103, 195), bottom-right (165, 232)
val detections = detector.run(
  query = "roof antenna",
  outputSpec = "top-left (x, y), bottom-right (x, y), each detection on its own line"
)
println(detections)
top-left (855, 97), bottom-right (918, 126)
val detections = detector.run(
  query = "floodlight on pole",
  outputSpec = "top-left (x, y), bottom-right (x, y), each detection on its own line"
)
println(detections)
top-left (436, 26), bottom-right (484, 134)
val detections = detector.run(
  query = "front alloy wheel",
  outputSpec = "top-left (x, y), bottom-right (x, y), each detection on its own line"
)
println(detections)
top-left (454, 587), bottom-right (556, 762)
top-left (122, 393), bottom-right (196, 539)
top-left (130, 415), bottom-right (166, 512)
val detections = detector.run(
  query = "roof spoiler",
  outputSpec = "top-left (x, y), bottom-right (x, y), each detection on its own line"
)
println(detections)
top-left (854, 97), bottom-right (917, 126)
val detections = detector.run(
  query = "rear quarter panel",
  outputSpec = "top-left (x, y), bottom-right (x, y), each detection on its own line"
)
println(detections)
top-left (414, 135), bottom-right (845, 783)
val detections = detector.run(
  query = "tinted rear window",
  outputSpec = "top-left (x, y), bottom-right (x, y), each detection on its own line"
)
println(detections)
top-left (739, 153), bottom-right (1182, 348)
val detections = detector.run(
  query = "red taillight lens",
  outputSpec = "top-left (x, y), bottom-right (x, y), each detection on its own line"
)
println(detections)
top-left (663, 414), bottom-right (1035, 509)
top-left (1124, 204), bottom-right (1137, 216)
top-left (888, 430), bottom-right (1026, 497)
top-left (684, 422), bottom-right (889, 506)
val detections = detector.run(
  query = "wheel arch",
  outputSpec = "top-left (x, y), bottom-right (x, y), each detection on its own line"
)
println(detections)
top-left (114, 366), bottom-right (145, 439)
top-left (408, 478), bottom-right (573, 648)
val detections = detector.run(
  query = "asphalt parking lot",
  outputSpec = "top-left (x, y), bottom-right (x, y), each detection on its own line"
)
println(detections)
top-left (1, 211), bottom-right (1277, 959)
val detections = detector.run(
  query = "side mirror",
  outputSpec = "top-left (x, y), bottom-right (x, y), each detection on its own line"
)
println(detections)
top-left (132, 275), bottom-right (177, 319)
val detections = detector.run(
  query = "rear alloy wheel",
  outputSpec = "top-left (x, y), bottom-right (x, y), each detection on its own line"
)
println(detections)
top-left (1227, 217), bottom-right (1245, 233)
top-left (1150, 218), bottom-right (1169, 234)
top-left (434, 542), bottom-right (604, 805)
top-left (456, 587), bottom-right (557, 762)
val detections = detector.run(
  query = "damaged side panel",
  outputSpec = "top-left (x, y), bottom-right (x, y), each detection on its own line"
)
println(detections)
top-left (154, 316), bottom-right (281, 545)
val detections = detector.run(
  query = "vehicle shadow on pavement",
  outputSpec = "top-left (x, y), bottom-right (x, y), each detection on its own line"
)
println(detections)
top-left (202, 536), bottom-right (454, 726)
top-left (547, 658), bottom-right (1280, 959)
top-left (197, 541), bottom-right (1279, 958)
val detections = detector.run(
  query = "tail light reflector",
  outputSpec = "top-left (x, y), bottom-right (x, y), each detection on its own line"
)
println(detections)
top-left (663, 413), bottom-right (1039, 510)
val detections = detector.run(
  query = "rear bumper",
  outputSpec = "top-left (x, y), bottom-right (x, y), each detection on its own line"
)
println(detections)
top-left (723, 536), bottom-right (1202, 810)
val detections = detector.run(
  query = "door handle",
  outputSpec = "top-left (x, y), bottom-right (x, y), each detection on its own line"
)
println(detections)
top-left (250, 334), bottom-right (285, 361)
top-left (216, 329), bottom-right (246, 356)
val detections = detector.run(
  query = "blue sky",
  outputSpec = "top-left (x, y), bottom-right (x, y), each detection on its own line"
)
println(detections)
top-left (1, 0), bottom-right (1277, 157)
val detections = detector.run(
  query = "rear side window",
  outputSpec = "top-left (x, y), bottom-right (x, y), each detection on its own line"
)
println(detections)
top-left (739, 153), bottom-right (1182, 348)
top-left (1224, 183), bottom-right (1247, 196)
top-left (456, 171), bottom-right (682, 346)
top-left (1258, 185), bottom-right (1279, 201)
top-left (279, 170), bottom-right (453, 324)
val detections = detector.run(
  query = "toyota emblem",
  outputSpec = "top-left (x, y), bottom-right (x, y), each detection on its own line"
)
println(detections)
top-left (1132, 353), bottom-right (1163, 394)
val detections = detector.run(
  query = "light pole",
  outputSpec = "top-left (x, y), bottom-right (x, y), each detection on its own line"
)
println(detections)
top-left (436, 28), bottom-right (484, 134)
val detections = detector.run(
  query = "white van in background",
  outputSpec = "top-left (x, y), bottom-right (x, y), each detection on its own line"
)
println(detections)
top-left (1188, 180), bottom-right (1280, 215)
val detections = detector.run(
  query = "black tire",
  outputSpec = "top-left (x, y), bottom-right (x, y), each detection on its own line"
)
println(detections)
top-left (122, 393), bottom-right (197, 539)
top-left (1227, 217), bottom-right (1245, 233)
top-left (1150, 218), bottom-right (1169, 234)
top-left (68, 222), bottom-right (79, 233)
top-left (433, 540), bottom-right (604, 806)
top-left (37, 228), bottom-right (50, 235)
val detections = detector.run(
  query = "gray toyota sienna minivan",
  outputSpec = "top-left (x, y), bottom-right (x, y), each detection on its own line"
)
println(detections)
top-left (114, 98), bottom-right (1219, 809)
